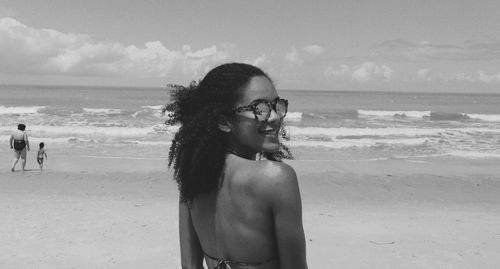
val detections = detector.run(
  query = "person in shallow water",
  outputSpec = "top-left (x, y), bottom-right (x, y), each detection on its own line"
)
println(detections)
top-left (164, 63), bottom-right (308, 269)
top-left (37, 142), bottom-right (48, 171)
top-left (10, 123), bottom-right (30, 172)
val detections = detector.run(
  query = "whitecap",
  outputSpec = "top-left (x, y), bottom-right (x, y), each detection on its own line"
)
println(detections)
top-left (0, 105), bottom-right (45, 115)
top-left (285, 112), bottom-right (303, 122)
top-left (358, 110), bottom-right (431, 118)
top-left (82, 108), bottom-right (122, 115)
top-left (467, 113), bottom-right (500, 122)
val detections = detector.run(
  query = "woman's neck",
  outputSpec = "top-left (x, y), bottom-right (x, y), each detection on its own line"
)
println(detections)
top-left (225, 148), bottom-right (257, 160)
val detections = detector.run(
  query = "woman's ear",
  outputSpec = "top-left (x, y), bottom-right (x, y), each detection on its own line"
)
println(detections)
top-left (217, 115), bottom-right (231, 133)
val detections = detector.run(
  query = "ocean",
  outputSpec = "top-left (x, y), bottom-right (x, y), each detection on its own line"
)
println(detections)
top-left (1, 84), bottom-right (500, 161)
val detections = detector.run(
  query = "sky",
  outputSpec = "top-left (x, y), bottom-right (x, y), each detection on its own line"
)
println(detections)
top-left (1, 0), bottom-right (500, 92)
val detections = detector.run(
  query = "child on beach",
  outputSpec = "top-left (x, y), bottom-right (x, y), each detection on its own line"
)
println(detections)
top-left (37, 142), bottom-right (47, 171)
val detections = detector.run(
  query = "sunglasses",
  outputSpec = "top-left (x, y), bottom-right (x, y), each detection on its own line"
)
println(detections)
top-left (233, 97), bottom-right (288, 122)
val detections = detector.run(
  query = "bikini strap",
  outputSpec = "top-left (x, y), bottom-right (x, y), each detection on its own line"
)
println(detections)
top-left (203, 251), bottom-right (275, 268)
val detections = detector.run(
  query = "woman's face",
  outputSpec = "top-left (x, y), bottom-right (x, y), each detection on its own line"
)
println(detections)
top-left (226, 75), bottom-right (283, 159)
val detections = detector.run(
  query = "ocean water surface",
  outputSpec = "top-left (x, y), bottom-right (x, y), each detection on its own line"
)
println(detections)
top-left (1, 84), bottom-right (500, 161)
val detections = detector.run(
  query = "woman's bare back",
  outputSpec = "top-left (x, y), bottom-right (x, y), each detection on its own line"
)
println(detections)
top-left (189, 154), bottom-right (280, 268)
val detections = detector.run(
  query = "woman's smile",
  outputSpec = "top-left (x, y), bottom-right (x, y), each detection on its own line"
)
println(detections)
top-left (259, 128), bottom-right (279, 136)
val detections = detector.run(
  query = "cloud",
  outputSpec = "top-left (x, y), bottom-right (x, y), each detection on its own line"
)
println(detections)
top-left (455, 70), bottom-right (500, 83)
top-left (302, 45), bottom-right (324, 56)
top-left (454, 73), bottom-right (474, 82)
top-left (325, 64), bottom-right (349, 78)
top-left (0, 17), bottom-right (233, 78)
top-left (351, 62), bottom-right (393, 82)
top-left (416, 68), bottom-right (431, 80)
top-left (250, 54), bottom-right (270, 67)
top-left (477, 70), bottom-right (500, 82)
top-left (285, 47), bottom-right (303, 65)
top-left (325, 62), bottom-right (394, 82)
top-left (371, 39), bottom-right (500, 62)
top-left (285, 45), bottom-right (324, 65)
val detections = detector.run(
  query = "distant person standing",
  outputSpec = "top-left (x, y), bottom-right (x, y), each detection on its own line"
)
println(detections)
top-left (37, 142), bottom-right (48, 171)
top-left (10, 123), bottom-right (30, 172)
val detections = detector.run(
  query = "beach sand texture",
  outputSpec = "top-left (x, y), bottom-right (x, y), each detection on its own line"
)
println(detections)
top-left (1, 145), bottom-right (499, 269)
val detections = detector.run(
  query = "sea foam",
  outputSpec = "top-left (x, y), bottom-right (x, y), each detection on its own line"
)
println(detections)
top-left (82, 108), bottom-right (122, 115)
top-left (0, 105), bottom-right (45, 115)
top-left (142, 105), bottom-right (165, 110)
top-left (357, 109), bottom-right (500, 122)
top-left (288, 137), bottom-right (428, 149)
top-left (358, 110), bottom-right (431, 118)
top-left (285, 112), bottom-right (303, 122)
top-left (287, 126), bottom-right (443, 138)
top-left (447, 150), bottom-right (500, 159)
top-left (467, 113), bottom-right (500, 122)
top-left (11, 125), bottom-right (156, 137)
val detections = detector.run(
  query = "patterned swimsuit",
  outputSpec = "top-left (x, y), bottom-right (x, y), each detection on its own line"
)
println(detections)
top-left (203, 251), bottom-right (275, 269)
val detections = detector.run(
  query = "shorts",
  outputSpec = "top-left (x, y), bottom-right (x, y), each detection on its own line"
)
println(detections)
top-left (14, 148), bottom-right (27, 159)
top-left (37, 157), bottom-right (44, 165)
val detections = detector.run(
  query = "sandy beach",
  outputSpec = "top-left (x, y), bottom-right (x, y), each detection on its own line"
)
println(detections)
top-left (1, 145), bottom-right (500, 269)
top-left (3, 1), bottom-right (500, 268)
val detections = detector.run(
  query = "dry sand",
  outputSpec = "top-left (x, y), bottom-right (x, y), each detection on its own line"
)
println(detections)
top-left (1, 147), bottom-right (500, 268)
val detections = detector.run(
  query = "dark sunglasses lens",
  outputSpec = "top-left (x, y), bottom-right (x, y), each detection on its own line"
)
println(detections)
top-left (275, 100), bottom-right (287, 117)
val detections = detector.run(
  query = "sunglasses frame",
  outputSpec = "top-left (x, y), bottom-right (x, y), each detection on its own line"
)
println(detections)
top-left (233, 97), bottom-right (288, 122)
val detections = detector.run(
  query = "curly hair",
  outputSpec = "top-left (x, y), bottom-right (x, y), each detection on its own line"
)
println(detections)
top-left (164, 63), bottom-right (292, 202)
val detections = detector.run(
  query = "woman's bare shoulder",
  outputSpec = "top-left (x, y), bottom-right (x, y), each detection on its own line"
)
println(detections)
top-left (253, 160), bottom-right (296, 179)
top-left (247, 160), bottom-right (298, 196)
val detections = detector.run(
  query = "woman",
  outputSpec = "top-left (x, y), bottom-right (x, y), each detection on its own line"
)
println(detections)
top-left (165, 63), bottom-right (307, 269)
top-left (10, 123), bottom-right (30, 172)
